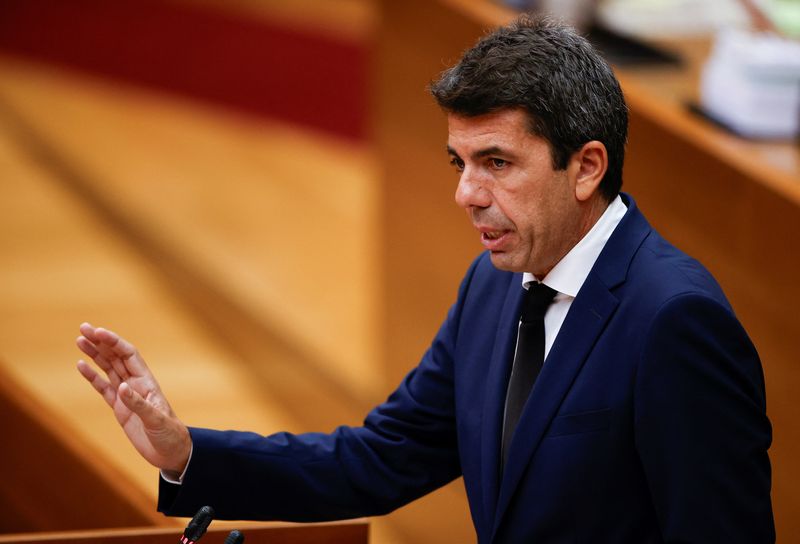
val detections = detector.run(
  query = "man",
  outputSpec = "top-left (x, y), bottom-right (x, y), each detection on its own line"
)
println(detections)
top-left (76, 16), bottom-right (774, 542)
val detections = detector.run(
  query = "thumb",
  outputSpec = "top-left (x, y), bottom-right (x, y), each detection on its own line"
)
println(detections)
top-left (118, 382), bottom-right (164, 429)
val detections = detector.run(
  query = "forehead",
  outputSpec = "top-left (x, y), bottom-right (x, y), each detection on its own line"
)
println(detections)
top-left (447, 108), bottom-right (548, 157)
top-left (448, 108), bottom-right (528, 138)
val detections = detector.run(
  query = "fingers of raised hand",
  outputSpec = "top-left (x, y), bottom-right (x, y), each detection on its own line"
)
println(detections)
top-left (77, 359), bottom-right (117, 407)
top-left (94, 327), bottom-right (136, 358)
top-left (76, 330), bottom-right (99, 358)
top-left (76, 335), bottom-right (123, 391)
top-left (93, 330), bottom-right (130, 379)
top-left (78, 323), bottom-right (145, 380)
top-left (78, 322), bottom-right (100, 344)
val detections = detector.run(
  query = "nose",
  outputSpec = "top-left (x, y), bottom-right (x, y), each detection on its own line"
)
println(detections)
top-left (455, 167), bottom-right (491, 210)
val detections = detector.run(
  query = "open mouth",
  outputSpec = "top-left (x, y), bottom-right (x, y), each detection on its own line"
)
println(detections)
top-left (480, 229), bottom-right (511, 250)
top-left (483, 230), bottom-right (505, 240)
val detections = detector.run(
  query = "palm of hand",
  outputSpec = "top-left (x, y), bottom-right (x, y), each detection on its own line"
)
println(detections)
top-left (76, 323), bottom-right (191, 473)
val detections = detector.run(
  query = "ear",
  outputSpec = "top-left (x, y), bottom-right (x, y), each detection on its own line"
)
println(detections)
top-left (569, 141), bottom-right (608, 202)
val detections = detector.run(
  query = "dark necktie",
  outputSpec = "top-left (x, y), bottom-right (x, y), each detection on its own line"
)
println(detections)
top-left (501, 282), bottom-right (558, 468)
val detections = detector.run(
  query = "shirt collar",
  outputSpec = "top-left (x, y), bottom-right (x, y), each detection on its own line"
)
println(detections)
top-left (523, 195), bottom-right (627, 296)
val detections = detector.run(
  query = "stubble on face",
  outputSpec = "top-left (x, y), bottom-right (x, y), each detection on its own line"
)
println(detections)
top-left (448, 109), bottom-right (583, 278)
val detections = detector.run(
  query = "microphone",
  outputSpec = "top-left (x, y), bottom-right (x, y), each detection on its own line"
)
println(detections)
top-left (224, 530), bottom-right (244, 544)
top-left (180, 506), bottom-right (215, 544)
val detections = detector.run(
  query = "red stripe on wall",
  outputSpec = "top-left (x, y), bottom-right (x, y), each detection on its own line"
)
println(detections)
top-left (0, 0), bottom-right (368, 141)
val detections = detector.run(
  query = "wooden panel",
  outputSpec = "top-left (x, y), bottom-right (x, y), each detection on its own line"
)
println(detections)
top-left (370, 2), bottom-right (514, 543)
top-left (0, 523), bottom-right (367, 544)
top-left (0, 52), bottom-right (440, 544)
top-left (0, 68), bottom-right (344, 511)
top-left (373, 0), bottom-right (509, 389)
top-left (0, 53), bottom-right (382, 404)
top-left (0, 365), bottom-right (166, 533)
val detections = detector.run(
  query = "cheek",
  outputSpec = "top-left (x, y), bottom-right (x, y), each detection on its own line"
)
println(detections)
top-left (501, 191), bottom-right (541, 234)
top-left (514, 217), bottom-right (539, 246)
top-left (494, 187), bottom-right (528, 220)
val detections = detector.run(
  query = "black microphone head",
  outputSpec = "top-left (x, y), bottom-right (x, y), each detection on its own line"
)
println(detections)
top-left (184, 506), bottom-right (215, 542)
top-left (224, 530), bottom-right (244, 544)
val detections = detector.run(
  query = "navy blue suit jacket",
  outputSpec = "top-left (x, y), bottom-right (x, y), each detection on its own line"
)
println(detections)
top-left (159, 195), bottom-right (774, 542)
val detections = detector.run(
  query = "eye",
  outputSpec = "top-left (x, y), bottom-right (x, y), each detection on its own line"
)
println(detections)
top-left (489, 158), bottom-right (507, 169)
top-left (449, 156), bottom-right (465, 172)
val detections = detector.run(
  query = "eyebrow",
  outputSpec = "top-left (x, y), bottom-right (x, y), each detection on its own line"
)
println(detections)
top-left (447, 145), bottom-right (509, 160)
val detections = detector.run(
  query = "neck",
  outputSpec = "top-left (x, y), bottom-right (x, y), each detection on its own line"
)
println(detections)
top-left (577, 195), bottom-right (611, 241)
top-left (534, 196), bottom-right (611, 279)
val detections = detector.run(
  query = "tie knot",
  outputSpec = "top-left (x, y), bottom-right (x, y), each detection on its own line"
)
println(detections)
top-left (520, 282), bottom-right (557, 322)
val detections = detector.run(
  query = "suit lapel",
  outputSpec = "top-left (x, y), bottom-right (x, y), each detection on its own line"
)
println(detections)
top-left (479, 274), bottom-right (525, 527)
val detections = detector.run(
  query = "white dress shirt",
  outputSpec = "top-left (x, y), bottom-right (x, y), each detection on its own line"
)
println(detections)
top-left (523, 195), bottom-right (627, 360)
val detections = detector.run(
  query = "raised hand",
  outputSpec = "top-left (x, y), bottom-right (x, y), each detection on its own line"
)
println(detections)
top-left (76, 323), bottom-right (192, 475)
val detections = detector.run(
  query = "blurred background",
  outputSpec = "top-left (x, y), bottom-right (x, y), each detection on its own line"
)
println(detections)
top-left (0, 1), bottom-right (798, 543)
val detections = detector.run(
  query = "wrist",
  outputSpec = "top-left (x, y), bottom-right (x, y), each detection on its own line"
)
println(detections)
top-left (162, 442), bottom-right (193, 484)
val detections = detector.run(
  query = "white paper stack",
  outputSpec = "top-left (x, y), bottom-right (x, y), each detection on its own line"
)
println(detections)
top-left (700, 28), bottom-right (800, 139)
top-left (597, 0), bottom-right (749, 38)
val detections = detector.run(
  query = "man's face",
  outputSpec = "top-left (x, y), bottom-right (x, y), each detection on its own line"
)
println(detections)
top-left (447, 108), bottom-right (583, 278)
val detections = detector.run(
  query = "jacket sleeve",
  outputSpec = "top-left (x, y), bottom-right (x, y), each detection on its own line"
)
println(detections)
top-left (158, 255), bottom-right (486, 522)
top-left (634, 293), bottom-right (775, 542)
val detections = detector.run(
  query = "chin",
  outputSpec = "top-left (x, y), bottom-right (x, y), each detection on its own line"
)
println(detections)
top-left (488, 251), bottom-right (523, 273)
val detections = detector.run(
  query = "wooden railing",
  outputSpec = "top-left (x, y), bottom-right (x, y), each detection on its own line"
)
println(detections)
top-left (0, 364), bottom-right (169, 533)
top-left (0, 523), bottom-right (368, 544)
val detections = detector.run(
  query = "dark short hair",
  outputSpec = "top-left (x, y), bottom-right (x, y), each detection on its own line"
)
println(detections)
top-left (430, 15), bottom-right (628, 201)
